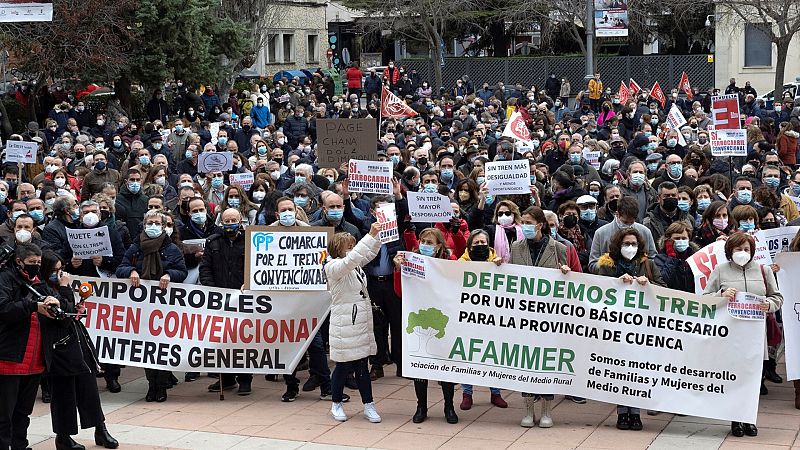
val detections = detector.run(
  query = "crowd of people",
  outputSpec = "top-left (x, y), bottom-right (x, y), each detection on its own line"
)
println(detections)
top-left (1, 65), bottom-right (800, 449)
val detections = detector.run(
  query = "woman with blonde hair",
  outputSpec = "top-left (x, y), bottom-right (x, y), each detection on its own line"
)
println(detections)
top-left (215, 185), bottom-right (258, 225)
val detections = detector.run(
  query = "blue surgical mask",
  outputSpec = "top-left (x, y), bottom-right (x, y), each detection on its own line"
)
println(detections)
top-left (11, 210), bottom-right (24, 221)
top-left (48, 273), bottom-right (59, 284)
top-left (485, 194), bottom-right (494, 205)
top-left (643, 132), bottom-right (652, 138)
top-left (697, 198), bottom-right (711, 211)
top-left (29, 210), bottom-right (44, 223)
top-left (530, 175), bottom-right (537, 184)
top-left (669, 164), bottom-right (683, 178)
top-left (646, 142), bottom-right (657, 151)
top-left (440, 169), bottom-right (454, 180)
top-left (113, 140), bottom-right (122, 148)
top-left (569, 154), bottom-right (581, 164)
top-left (521, 224), bottom-right (537, 239)
top-left (792, 184), bottom-right (800, 196)
top-left (139, 155), bottom-right (150, 166)
top-left (279, 211), bottom-right (296, 226)
top-left (667, 138), bottom-right (677, 147)
top-left (327, 209), bottom-right (344, 221)
top-left (257, 146), bottom-right (268, 156)
top-left (765, 177), bottom-right (780, 189)
top-left (630, 173), bottom-right (646, 186)
top-left (673, 238), bottom-right (690, 252)
top-left (70, 208), bottom-right (80, 221)
top-left (390, 155), bottom-right (400, 165)
top-left (423, 183), bottom-right (438, 193)
top-left (677, 199), bottom-right (691, 212)
top-left (191, 212), bottom-right (207, 225)
top-left (294, 196), bottom-right (308, 207)
top-left (185, 150), bottom-right (193, 159)
top-left (476, 176), bottom-right (486, 185)
top-left (418, 243), bottom-right (436, 256)
top-left (128, 181), bottom-right (141, 194)
top-left (217, 137), bottom-right (228, 146)
top-left (550, 227), bottom-right (558, 238)
top-left (175, 125), bottom-right (184, 133)
top-left (145, 224), bottom-right (162, 238)
top-left (580, 209), bottom-right (596, 222)
top-left (153, 142), bottom-right (162, 150)
top-left (739, 221), bottom-right (755, 232)
top-left (589, 191), bottom-right (599, 198)
top-left (294, 175), bottom-right (305, 185)
top-left (0, 191), bottom-right (6, 203)
top-left (737, 189), bottom-right (752, 204)
top-left (647, 163), bottom-right (658, 172)
top-left (228, 198), bottom-right (240, 208)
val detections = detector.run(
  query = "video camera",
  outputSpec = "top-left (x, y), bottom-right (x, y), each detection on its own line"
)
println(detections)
top-left (0, 242), bottom-right (15, 269)
top-left (25, 283), bottom-right (67, 320)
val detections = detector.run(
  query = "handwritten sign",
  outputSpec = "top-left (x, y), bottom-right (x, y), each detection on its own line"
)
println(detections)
top-left (67, 226), bottom-right (113, 258)
top-left (317, 119), bottom-right (378, 168)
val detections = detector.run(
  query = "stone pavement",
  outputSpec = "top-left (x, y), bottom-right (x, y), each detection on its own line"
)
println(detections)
top-left (25, 364), bottom-right (800, 450)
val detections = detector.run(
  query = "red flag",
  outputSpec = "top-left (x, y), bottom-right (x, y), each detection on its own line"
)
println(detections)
top-left (650, 81), bottom-right (666, 108)
top-left (629, 78), bottom-right (641, 96)
top-left (678, 72), bottom-right (694, 100)
top-left (618, 81), bottom-right (631, 105)
top-left (502, 111), bottom-right (531, 142)
top-left (380, 86), bottom-right (417, 118)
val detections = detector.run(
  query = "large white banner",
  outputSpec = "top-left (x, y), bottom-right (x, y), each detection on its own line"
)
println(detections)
top-left (777, 253), bottom-right (800, 380)
top-left (401, 257), bottom-right (764, 423)
top-left (76, 277), bottom-right (331, 374)
top-left (688, 227), bottom-right (799, 294)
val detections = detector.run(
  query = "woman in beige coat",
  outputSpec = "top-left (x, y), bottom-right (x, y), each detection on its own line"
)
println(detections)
top-left (325, 222), bottom-right (383, 423)
top-left (703, 231), bottom-right (782, 439)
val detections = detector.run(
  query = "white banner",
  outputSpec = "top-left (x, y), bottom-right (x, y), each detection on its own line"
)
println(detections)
top-left (376, 203), bottom-right (399, 244)
top-left (67, 226), bottom-right (113, 258)
top-left (709, 128), bottom-right (747, 157)
top-left (245, 226), bottom-right (332, 291)
top-left (582, 150), bottom-right (601, 170)
top-left (485, 159), bottom-right (530, 195)
top-left (229, 172), bottom-right (254, 191)
top-left (198, 151), bottom-right (233, 173)
top-left (777, 253), bottom-right (800, 380)
top-left (401, 257), bottom-right (764, 423)
top-left (5, 140), bottom-right (37, 164)
top-left (666, 104), bottom-right (687, 130)
top-left (75, 277), bottom-right (331, 374)
top-left (348, 159), bottom-right (392, 195)
top-left (407, 192), bottom-right (453, 223)
top-left (688, 227), bottom-right (799, 293)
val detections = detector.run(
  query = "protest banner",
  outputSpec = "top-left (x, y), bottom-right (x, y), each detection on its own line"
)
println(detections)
top-left (485, 159), bottom-right (530, 195)
top-left (401, 257), bottom-right (764, 423)
top-left (502, 112), bottom-right (532, 143)
top-left (709, 128), bottom-right (747, 157)
top-left (777, 253), bottom-right (800, 380)
top-left (75, 277), bottom-right (331, 374)
top-left (407, 191), bottom-right (454, 223)
top-left (67, 226), bottom-right (113, 258)
top-left (229, 172), bottom-right (254, 191)
top-left (5, 140), bottom-right (38, 164)
top-left (375, 202), bottom-right (399, 244)
top-left (316, 119), bottom-right (378, 168)
top-left (348, 159), bottom-right (392, 195)
top-left (728, 292), bottom-right (767, 321)
top-left (198, 151), bottom-right (233, 173)
top-left (582, 150), bottom-right (601, 170)
top-left (688, 226), bottom-right (799, 293)
top-left (666, 104), bottom-right (687, 130)
top-left (245, 226), bottom-right (333, 291)
top-left (711, 94), bottom-right (741, 130)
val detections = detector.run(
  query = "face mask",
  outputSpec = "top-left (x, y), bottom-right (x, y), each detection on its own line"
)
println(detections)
top-left (764, 177), bottom-right (780, 189)
top-left (669, 164), bottom-right (683, 178)
top-left (440, 169), bottom-right (454, 180)
top-left (28, 210), bottom-right (44, 223)
top-left (485, 194), bottom-right (494, 205)
top-left (45, 198), bottom-right (55, 208)
top-left (580, 209), bottom-right (596, 222)
top-left (550, 227), bottom-right (558, 238)
top-left (15, 229), bottom-right (31, 243)
top-left (423, 183), bottom-right (438, 193)
top-left (218, 137), bottom-right (228, 146)
top-left (417, 157), bottom-right (428, 167)
top-left (228, 198), bottom-right (241, 208)
top-left (187, 212), bottom-right (206, 226)
top-left (185, 150), bottom-right (194, 159)
top-left (677, 200), bottom-right (691, 212)
top-left (270, 170), bottom-right (281, 181)
top-left (153, 142), bottom-right (163, 151)
top-left (139, 155), bottom-right (151, 166)
top-left (223, 223), bottom-right (240, 235)
top-left (93, 160), bottom-right (108, 172)
top-left (22, 263), bottom-right (40, 279)
top-left (113, 140), bottom-right (123, 148)
top-left (621, 245), bottom-right (638, 260)
top-left (175, 124), bottom-right (184, 133)
top-left (739, 221), bottom-right (755, 232)
top-left (673, 238), bottom-right (690, 252)
top-left (630, 173), bottom-right (646, 186)
top-left (155, 176), bottom-right (166, 186)
top-left (418, 244), bottom-right (436, 256)
top-left (70, 208), bottom-right (81, 221)
top-left (666, 138), bottom-right (677, 147)
top-left (257, 146), bottom-right (268, 156)
top-left (279, 211), bottom-right (296, 226)
top-left (470, 245), bottom-right (490, 261)
top-left (732, 250), bottom-right (751, 266)
top-left (294, 196), bottom-right (308, 207)
top-left (294, 175), bottom-right (305, 185)
top-left (662, 197), bottom-right (678, 212)
top-left (737, 189), bottom-right (752, 203)
top-left (696, 198), bottom-right (711, 211)
top-left (128, 181), bottom-right (141, 194)
top-left (647, 163), bottom-right (658, 172)
top-left (497, 214), bottom-right (514, 226)
top-left (211, 177), bottom-right (224, 189)
top-left (277, 138), bottom-right (286, 145)
top-left (62, 142), bottom-right (72, 151)
top-left (569, 154), bottom-right (581, 164)
top-left (327, 209), bottom-right (344, 221)
top-left (476, 176), bottom-right (486, 186)
top-left (646, 142), bottom-right (657, 151)
top-left (713, 218), bottom-right (728, 230)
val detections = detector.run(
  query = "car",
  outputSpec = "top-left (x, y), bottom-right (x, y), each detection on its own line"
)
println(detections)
top-left (759, 76), bottom-right (800, 109)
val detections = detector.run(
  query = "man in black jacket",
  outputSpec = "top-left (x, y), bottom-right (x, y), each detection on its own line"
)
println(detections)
top-left (199, 208), bottom-right (252, 395)
top-left (0, 243), bottom-right (62, 450)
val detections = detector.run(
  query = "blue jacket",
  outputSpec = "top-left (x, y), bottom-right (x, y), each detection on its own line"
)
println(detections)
top-left (250, 104), bottom-right (271, 128)
top-left (282, 115), bottom-right (311, 148)
top-left (115, 237), bottom-right (188, 282)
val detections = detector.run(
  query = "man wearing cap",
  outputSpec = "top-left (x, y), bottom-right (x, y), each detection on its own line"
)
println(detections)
top-left (645, 152), bottom-right (663, 180)
top-left (576, 194), bottom-right (608, 241)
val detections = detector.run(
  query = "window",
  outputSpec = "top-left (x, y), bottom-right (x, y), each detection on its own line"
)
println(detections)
top-left (266, 34), bottom-right (279, 63)
top-left (283, 33), bottom-right (295, 63)
top-left (744, 23), bottom-right (772, 67)
top-left (307, 34), bottom-right (319, 63)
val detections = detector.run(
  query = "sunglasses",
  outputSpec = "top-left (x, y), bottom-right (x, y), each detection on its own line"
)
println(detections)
top-left (497, 211), bottom-right (514, 217)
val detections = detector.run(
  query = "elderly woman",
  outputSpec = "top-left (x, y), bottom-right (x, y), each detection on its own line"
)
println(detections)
top-left (703, 232), bottom-right (782, 438)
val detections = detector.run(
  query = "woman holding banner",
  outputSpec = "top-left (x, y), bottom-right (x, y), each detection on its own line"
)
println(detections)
top-left (596, 228), bottom-right (664, 431)
top-left (457, 229), bottom-right (508, 411)
top-left (116, 209), bottom-right (188, 403)
top-left (325, 222), bottom-right (384, 423)
top-left (510, 206), bottom-right (571, 429)
top-left (703, 232), bottom-right (783, 438)
top-left (393, 228), bottom-right (459, 425)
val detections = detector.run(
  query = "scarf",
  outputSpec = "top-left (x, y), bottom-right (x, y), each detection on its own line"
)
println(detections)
top-left (615, 258), bottom-right (636, 278)
top-left (139, 232), bottom-right (166, 281)
top-left (494, 223), bottom-right (523, 263)
top-left (559, 225), bottom-right (586, 253)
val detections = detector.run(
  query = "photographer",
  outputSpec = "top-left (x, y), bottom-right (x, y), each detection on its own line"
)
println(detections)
top-left (0, 243), bottom-right (61, 450)
top-left (39, 250), bottom-right (118, 450)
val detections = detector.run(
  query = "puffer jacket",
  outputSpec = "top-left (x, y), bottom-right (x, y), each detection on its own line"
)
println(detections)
top-left (325, 233), bottom-right (381, 362)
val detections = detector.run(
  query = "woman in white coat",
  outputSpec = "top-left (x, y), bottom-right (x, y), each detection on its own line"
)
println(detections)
top-left (325, 221), bottom-right (384, 423)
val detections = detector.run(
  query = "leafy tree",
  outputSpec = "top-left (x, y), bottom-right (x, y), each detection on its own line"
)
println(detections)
top-left (406, 308), bottom-right (449, 353)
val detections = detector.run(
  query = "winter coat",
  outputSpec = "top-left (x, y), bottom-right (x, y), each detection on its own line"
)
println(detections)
top-left (510, 235), bottom-right (568, 269)
top-left (115, 184), bottom-right (149, 238)
top-left (777, 131), bottom-right (799, 166)
top-left (199, 232), bottom-right (245, 289)
top-left (364, 74), bottom-right (382, 96)
top-left (595, 253), bottom-right (665, 286)
top-left (282, 115), bottom-right (310, 148)
top-left (346, 67), bottom-right (364, 89)
top-left (116, 236), bottom-right (188, 282)
top-left (325, 233), bottom-right (381, 362)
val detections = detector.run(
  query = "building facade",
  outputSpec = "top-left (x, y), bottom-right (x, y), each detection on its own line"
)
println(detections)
top-left (251, 0), bottom-right (329, 75)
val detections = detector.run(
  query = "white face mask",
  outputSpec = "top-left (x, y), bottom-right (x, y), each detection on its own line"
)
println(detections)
top-left (621, 245), bottom-right (638, 260)
top-left (497, 215), bottom-right (514, 226)
top-left (15, 229), bottom-right (32, 243)
top-left (253, 191), bottom-right (266, 202)
top-left (732, 250), bottom-right (751, 266)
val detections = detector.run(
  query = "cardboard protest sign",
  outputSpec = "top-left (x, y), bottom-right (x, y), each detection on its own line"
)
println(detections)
top-left (317, 119), bottom-right (378, 168)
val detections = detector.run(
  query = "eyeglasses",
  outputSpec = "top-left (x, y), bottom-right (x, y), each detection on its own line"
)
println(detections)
top-left (497, 211), bottom-right (514, 217)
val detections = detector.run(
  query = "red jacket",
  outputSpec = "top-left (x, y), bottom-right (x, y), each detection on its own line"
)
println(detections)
top-left (0, 313), bottom-right (45, 376)
top-left (777, 133), bottom-right (798, 166)
top-left (346, 67), bottom-right (364, 89)
top-left (382, 66), bottom-right (401, 87)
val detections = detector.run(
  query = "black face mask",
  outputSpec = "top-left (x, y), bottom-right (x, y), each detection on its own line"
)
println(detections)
top-left (563, 215), bottom-right (578, 228)
top-left (471, 245), bottom-right (490, 261)
top-left (100, 210), bottom-right (111, 221)
top-left (662, 197), bottom-right (678, 212)
top-left (181, 199), bottom-right (190, 211)
top-left (417, 157), bottom-right (428, 167)
top-left (607, 199), bottom-right (619, 213)
top-left (761, 222), bottom-right (779, 230)
top-left (20, 263), bottom-right (40, 279)
top-left (273, 158), bottom-right (283, 164)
